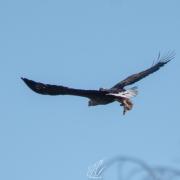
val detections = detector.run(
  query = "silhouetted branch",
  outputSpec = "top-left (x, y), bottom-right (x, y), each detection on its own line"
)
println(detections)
top-left (87, 156), bottom-right (180, 180)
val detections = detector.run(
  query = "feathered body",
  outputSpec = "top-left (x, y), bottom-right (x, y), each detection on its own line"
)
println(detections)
top-left (22, 52), bottom-right (174, 115)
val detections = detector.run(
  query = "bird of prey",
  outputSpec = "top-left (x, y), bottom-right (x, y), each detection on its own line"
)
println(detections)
top-left (21, 52), bottom-right (174, 115)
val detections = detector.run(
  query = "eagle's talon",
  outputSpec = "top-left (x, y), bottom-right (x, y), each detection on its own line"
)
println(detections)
top-left (123, 109), bottom-right (126, 115)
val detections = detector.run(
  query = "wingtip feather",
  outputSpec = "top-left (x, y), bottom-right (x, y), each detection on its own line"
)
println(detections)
top-left (21, 77), bottom-right (26, 82)
top-left (21, 77), bottom-right (37, 92)
top-left (158, 51), bottom-right (175, 64)
top-left (21, 77), bottom-right (30, 85)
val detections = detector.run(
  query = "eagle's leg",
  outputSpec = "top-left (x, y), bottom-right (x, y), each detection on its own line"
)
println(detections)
top-left (123, 107), bottom-right (127, 115)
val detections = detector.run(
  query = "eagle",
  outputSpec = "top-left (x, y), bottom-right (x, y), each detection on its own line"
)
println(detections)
top-left (21, 52), bottom-right (174, 115)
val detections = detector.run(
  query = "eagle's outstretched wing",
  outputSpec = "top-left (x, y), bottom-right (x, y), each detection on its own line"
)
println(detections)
top-left (21, 78), bottom-right (107, 99)
top-left (111, 52), bottom-right (175, 89)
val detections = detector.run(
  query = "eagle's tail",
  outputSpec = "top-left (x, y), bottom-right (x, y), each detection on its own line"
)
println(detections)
top-left (108, 87), bottom-right (138, 99)
top-left (125, 86), bottom-right (138, 98)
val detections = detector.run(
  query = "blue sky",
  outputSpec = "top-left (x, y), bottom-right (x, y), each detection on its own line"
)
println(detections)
top-left (0, 0), bottom-right (180, 179)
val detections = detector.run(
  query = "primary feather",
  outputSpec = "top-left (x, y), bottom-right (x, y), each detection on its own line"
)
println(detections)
top-left (21, 78), bottom-right (107, 98)
top-left (111, 52), bottom-right (175, 89)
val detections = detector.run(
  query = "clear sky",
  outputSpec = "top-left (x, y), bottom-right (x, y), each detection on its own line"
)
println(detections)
top-left (0, 0), bottom-right (180, 179)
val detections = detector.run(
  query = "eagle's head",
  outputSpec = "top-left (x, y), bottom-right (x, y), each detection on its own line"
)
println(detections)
top-left (88, 100), bottom-right (94, 106)
top-left (88, 99), bottom-right (99, 106)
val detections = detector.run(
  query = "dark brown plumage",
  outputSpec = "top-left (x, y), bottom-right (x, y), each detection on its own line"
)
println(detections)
top-left (22, 52), bottom-right (174, 114)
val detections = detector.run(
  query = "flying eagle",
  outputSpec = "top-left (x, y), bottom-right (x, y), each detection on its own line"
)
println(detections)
top-left (21, 52), bottom-right (174, 115)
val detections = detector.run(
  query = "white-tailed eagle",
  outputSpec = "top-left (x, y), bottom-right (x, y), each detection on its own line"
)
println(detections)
top-left (21, 52), bottom-right (174, 115)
